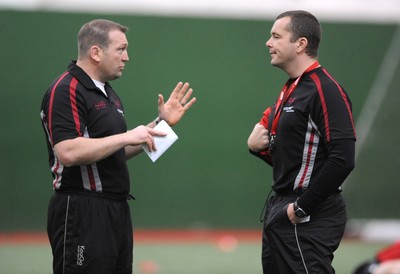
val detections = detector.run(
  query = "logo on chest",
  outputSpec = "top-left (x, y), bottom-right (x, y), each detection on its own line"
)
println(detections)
top-left (283, 97), bottom-right (296, 113)
top-left (94, 101), bottom-right (107, 110)
top-left (287, 97), bottom-right (296, 104)
top-left (283, 106), bottom-right (295, 113)
top-left (93, 100), bottom-right (124, 116)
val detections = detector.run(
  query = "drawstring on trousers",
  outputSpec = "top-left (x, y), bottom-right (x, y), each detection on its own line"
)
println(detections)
top-left (294, 224), bottom-right (309, 274)
top-left (259, 188), bottom-right (274, 222)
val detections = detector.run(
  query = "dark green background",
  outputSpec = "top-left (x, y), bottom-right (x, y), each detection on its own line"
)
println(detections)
top-left (0, 10), bottom-right (398, 231)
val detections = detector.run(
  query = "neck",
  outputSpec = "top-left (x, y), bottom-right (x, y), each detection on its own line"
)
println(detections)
top-left (76, 59), bottom-right (102, 82)
top-left (286, 57), bottom-right (318, 78)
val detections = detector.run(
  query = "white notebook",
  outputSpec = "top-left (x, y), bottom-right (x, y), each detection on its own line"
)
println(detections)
top-left (142, 120), bottom-right (178, 162)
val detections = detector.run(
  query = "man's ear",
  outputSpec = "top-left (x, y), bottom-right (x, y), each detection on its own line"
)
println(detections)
top-left (90, 45), bottom-right (102, 62)
top-left (296, 37), bottom-right (308, 54)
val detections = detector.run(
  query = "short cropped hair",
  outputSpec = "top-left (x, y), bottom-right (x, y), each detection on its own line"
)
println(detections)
top-left (276, 10), bottom-right (322, 58)
top-left (77, 19), bottom-right (129, 59)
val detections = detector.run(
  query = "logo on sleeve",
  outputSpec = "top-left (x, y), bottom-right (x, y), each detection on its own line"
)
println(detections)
top-left (114, 100), bottom-right (122, 108)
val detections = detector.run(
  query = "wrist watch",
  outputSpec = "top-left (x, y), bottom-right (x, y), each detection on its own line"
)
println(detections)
top-left (293, 200), bottom-right (308, 218)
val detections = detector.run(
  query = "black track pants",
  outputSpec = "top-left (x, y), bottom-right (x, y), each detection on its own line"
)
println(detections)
top-left (262, 193), bottom-right (346, 274)
top-left (47, 193), bottom-right (133, 274)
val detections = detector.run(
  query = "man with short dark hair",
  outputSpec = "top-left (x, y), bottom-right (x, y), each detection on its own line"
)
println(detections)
top-left (248, 10), bottom-right (356, 273)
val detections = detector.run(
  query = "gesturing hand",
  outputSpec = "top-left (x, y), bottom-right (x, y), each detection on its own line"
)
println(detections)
top-left (158, 82), bottom-right (196, 126)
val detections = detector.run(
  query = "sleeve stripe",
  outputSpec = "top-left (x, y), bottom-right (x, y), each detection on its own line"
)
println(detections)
top-left (48, 72), bottom-right (69, 145)
top-left (322, 68), bottom-right (356, 138)
top-left (310, 73), bottom-right (331, 142)
top-left (68, 77), bottom-right (82, 137)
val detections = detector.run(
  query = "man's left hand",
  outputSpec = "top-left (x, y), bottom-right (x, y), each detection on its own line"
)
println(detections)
top-left (288, 203), bottom-right (302, 224)
top-left (158, 82), bottom-right (196, 126)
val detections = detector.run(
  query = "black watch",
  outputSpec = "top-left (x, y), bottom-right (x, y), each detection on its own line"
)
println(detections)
top-left (293, 200), bottom-right (308, 218)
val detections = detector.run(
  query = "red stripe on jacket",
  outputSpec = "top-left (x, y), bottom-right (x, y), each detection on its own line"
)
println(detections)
top-left (48, 72), bottom-right (69, 145)
top-left (322, 68), bottom-right (356, 138)
top-left (310, 73), bottom-right (331, 142)
top-left (68, 77), bottom-right (82, 137)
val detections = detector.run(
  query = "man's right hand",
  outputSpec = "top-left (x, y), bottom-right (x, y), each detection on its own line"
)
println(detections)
top-left (247, 123), bottom-right (270, 152)
top-left (127, 125), bottom-right (167, 152)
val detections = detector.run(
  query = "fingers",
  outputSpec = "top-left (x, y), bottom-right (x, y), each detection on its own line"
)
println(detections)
top-left (177, 82), bottom-right (190, 102)
top-left (171, 82), bottom-right (190, 102)
top-left (166, 81), bottom-right (195, 107)
top-left (248, 123), bottom-right (270, 152)
top-left (145, 133), bottom-right (156, 152)
top-left (179, 87), bottom-right (193, 105)
top-left (256, 123), bottom-right (269, 134)
top-left (149, 128), bottom-right (168, 151)
top-left (146, 128), bottom-right (167, 151)
top-left (176, 83), bottom-right (196, 110)
top-left (183, 96), bottom-right (197, 111)
top-left (158, 81), bottom-right (195, 126)
top-left (180, 89), bottom-right (197, 110)
top-left (169, 81), bottom-right (184, 100)
top-left (158, 94), bottom-right (165, 107)
top-left (130, 126), bottom-right (167, 152)
top-left (148, 128), bottom-right (167, 137)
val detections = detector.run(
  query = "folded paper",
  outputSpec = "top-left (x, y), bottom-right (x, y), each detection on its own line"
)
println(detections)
top-left (142, 120), bottom-right (178, 162)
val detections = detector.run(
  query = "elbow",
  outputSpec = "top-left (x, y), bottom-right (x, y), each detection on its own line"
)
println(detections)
top-left (344, 151), bottom-right (356, 174)
top-left (348, 160), bottom-right (355, 172)
top-left (56, 151), bottom-right (79, 167)
top-left (338, 156), bottom-right (355, 178)
top-left (53, 140), bottom-right (82, 167)
top-left (329, 138), bottom-right (355, 176)
top-left (343, 161), bottom-right (355, 176)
